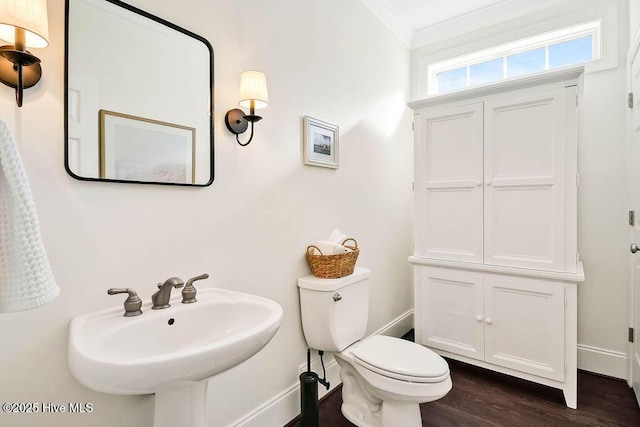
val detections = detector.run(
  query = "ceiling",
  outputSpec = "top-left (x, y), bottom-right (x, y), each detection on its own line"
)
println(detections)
top-left (359, 0), bottom-right (577, 48)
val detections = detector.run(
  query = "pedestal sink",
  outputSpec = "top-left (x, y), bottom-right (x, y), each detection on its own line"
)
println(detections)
top-left (68, 287), bottom-right (283, 427)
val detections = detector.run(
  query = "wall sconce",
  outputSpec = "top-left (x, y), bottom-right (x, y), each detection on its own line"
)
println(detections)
top-left (225, 70), bottom-right (269, 146)
top-left (0, 0), bottom-right (49, 107)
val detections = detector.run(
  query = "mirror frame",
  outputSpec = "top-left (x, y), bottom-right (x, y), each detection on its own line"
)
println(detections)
top-left (64, 0), bottom-right (214, 186)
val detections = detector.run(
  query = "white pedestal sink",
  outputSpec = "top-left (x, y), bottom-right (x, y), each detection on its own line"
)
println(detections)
top-left (68, 287), bottom-right (283, 427)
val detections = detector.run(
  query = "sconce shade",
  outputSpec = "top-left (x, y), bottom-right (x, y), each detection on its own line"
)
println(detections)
top-left (238, 70), bottom-right (268, 109)
top-left (0, 0), bottom-right (49, 48)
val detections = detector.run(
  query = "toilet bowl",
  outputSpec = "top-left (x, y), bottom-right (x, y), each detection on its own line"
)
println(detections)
top-left (335, 335), bottom-right (451, 427)
top-left (297, 267), bottom-right (452, 427)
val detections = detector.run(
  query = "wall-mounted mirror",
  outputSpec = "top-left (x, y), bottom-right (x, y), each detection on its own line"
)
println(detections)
top-left (65, 0), bottom-right (213, 186)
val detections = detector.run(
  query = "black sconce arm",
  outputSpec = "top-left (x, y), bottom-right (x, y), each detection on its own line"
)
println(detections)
top-left (225, 107), bottom-right (263, 147)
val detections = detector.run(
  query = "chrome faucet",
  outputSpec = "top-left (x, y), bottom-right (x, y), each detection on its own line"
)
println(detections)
top-left (152, 277), bottom-right (184, 309)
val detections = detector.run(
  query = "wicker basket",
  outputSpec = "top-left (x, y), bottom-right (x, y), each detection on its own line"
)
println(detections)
top-left (306, 238), bottom-right (359, 279)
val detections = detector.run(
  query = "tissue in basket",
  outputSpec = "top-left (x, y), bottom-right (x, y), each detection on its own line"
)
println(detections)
top-left (306, 238), bottom-right (359, 279)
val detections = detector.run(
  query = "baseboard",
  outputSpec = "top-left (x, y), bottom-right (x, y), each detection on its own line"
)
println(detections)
top-left (228, 382), bottom-right (299, 427)
top-left (227, 309), bottom-right (414, 427)
top-left (374, 309), bottom-right (414, 338)
top-left (228, 357), bottom-right (341, 427)
top-left (577, 343), bottom-right (627, 380)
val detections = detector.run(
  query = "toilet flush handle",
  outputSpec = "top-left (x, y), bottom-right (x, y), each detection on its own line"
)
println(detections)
top-left (333, 293), bottom-right (342, 302)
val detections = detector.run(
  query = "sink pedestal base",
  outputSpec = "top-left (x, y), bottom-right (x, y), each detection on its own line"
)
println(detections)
top-left (154, 381), bottom-right (208, 427)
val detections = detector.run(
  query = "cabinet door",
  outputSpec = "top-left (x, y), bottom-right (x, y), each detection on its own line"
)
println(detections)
top-left (416, 267), bottom-right (485, 360)
top-left (414, 103), bottom-right (484, 263)
top-left (484, 276), bottom-right (565, 381)
top-left (483, 87), bottom-right (574, 271)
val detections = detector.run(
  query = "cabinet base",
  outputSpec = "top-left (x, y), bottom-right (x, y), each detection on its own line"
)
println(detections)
top-left (425, 348), bottom-right (577, 409)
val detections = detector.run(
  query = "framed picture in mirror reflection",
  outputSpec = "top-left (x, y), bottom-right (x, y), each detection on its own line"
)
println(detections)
top-left (99, 110), bottom-right (196, 184)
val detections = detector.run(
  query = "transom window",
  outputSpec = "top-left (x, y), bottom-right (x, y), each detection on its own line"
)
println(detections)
top-left (428, 20), bottom-right (601, 95)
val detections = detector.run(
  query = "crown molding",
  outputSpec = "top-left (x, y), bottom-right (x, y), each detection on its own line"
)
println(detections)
top-left (359, 0), bottom-right (414, 47)
top-left (411, 0), bottom-right (575, 48)
top-left (360, 0), bottom-right (583, 50)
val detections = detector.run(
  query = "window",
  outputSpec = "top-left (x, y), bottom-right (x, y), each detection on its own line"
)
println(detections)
top-left (427, 21), bottom-right (601, 95)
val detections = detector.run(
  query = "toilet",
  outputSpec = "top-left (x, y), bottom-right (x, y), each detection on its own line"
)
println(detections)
top-left (298, 267), bottom-right (452, 427)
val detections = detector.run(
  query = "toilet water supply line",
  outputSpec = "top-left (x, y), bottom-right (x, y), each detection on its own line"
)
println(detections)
top-left (307, 349), bottom-right (330, 390)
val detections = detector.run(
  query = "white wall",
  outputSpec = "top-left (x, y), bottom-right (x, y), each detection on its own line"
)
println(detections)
top-left (631, 0), bottom-right (640, 39)
top-left (577, 0), bottom-right (630, 377)
top-left (411, 0), bottom-right (631, 378)
top-left (0, 1), bottom-right (412, 426)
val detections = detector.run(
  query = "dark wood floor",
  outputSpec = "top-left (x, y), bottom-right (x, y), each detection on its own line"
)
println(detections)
top-left (287, 334), bottom-right (640, 426)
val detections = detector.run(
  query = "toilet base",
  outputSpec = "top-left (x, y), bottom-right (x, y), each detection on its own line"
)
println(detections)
top-left (336, 354), bottom-right (434, 427)
top-left (380, 400), bottom-right (421, 427)
top-left (339, 364), bottom-right (381, 427)
top-left (342, 399), bottom-right (422, 427)
top-left (340, 401), bottom-right (422, 427)
top-left (341, 402), bottom-right (380, 427)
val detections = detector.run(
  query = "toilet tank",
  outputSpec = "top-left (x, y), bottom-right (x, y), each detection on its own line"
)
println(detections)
top-left (297, 267), bottom-right (370, 352)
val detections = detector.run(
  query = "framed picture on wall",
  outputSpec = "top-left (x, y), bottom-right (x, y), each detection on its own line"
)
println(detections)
top-left (99, 110), bottom-right (196, 184)
top-left (303, 116), bottom-right (339, 169)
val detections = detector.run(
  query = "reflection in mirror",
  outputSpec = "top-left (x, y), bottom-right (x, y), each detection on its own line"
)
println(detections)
top-left (65, 0), bottom-right (213, 186)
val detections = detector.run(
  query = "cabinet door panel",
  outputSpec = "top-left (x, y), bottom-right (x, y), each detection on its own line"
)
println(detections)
top-left (414, 103), bottom-right (483, 262)
top-left (417, 268), bottom-right (484, 360)
top-left (484, 276), bottom-right (565, 381)
top-left (484, 88), bottom-right (568, 271)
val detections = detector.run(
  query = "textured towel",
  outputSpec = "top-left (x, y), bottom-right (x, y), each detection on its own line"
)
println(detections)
top-left (0, 119), bottom-right (59, 312)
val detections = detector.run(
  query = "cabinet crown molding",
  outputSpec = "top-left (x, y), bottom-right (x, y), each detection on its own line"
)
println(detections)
top-left (408, 66), bottom-right (584, 110)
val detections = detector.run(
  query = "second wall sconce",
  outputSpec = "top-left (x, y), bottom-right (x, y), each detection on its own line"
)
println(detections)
top-left (0, 0), bottom-right (49, 107)
top-left (225, 70), bottom-right (269, 146)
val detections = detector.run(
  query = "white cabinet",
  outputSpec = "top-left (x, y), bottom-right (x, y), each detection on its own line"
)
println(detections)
top-left (412, 71), bottom-right (579, 273)
top-left (413, 261), bottom-right (580, 408)
top-left (409, 68), bottom-right (585, 409)
top-left (483, 275), bottom-right (566, 381)
top-left (414, 102), bottom-right (484, 264)
top-left (418, 266), bottom-right (565, 381)
top-left (417, 268), bottom-right (485, 360)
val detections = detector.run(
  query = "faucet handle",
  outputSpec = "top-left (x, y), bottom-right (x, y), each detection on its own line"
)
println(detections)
top-left (107, 288), bottom-right (143, 317)
top-left (182, 273), bottom-right (209, 304)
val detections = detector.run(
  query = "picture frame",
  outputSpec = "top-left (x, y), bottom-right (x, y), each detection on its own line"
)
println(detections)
top-left (99, 110), bottom-right (196, 184)
top-left (303, 116), bottom-right (339, 169)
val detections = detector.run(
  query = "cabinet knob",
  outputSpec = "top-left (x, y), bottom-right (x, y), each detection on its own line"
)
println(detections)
top-left (476, 315), bottom-right (483, 322)
top-left (485, 318), bottom-right (493, 325)
top-left (485, 180), bottom-right (492, 186)
top-left (631, 243), bottom-right (639, 254)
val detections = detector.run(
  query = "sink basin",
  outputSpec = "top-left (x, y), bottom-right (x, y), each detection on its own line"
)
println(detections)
top-left (68, 287), bottom-right (283, 427)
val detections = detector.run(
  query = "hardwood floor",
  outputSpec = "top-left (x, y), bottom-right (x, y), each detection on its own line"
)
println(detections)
top-left (286, 351), bottom-right (640, 426)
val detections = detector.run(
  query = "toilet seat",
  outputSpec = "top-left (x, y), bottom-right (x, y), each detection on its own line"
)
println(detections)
top-left (351, 335), bottom-right (449, 383)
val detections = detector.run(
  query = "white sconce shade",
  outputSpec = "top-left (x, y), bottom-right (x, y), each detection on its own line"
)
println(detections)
top-left (0, 0), bottom-right (49, 48)
top-left (238, 70), bottom-right (268, 109)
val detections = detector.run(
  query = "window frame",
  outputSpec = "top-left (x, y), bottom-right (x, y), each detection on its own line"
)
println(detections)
top-left (427, 20), bottom-right (601, 95)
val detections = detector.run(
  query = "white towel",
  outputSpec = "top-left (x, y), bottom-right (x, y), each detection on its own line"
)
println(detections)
top-left (0, 119), bottom-right (59, 312)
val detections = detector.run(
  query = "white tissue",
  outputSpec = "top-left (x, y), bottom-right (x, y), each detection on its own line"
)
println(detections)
top-left (310, 229), bottom-right (353, 255)
top-left (312, 241), bottom-right (350, 255)
top-left (328, 228), bottom-right (348, 244)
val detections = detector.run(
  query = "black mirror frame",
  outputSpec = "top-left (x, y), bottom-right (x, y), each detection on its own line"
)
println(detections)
top-left (64, 0), bottom-right (214, 187)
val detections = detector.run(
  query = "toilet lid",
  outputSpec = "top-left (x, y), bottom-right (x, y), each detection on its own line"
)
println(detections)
top-left (351, 335), bottom-right (449, 383)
